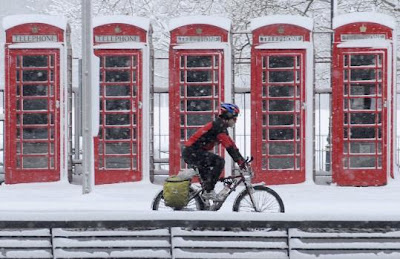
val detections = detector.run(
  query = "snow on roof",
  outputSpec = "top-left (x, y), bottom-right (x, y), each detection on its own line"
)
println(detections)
top-left (333, 12), bottom-right (395, 29)
top-left (173, 42), bottom-right (229, 50)
top-left (2, 14), bottom-right (67, 30)
top-left (337, 39), bottom-right (392, 49)
top-left (255, 41), bottom-right (313, 50)
top-left (93, 42), bottom-right (147, 50)
top-left (250, 15), bottom-right (313, 31)
top-left (93, 15), bottom-right (150, 31)
top-left (169, 16), bottom-right (231, 32)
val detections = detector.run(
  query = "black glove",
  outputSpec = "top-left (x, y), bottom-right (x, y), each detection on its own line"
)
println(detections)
top-left (238, 160), bottom-right (247, 170)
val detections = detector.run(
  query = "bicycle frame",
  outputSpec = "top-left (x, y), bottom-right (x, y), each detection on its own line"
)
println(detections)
top-left (188, 167), bottom-right (256, 211)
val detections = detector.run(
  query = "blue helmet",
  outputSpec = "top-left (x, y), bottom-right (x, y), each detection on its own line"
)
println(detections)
top-left (219, 103), bottom-right (240, 119)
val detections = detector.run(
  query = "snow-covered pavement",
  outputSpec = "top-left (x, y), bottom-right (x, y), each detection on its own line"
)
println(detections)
top-left (0, 178), bottom-right (400, 222)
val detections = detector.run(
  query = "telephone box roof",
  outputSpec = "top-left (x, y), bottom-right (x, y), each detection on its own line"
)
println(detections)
top-left (2, 14), bottom-right (67, 30)
top-left (169, 16), bottom-right (231, 32)
top-left (333, 12), bottom-right (395, 29)
top-left (250, 15), bottom-right (313, 31)
top-left (93, 15), bottom-right (151, 31)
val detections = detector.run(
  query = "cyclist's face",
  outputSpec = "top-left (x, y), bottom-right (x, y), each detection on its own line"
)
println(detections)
top-left (227, 117), bottom-right (237, 127)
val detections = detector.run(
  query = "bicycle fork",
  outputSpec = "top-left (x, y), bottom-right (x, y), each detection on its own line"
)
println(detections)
top-left (245, 184), bottom-right (260, 212)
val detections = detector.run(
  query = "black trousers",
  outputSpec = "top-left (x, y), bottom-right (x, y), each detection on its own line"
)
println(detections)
top-left (182, 146), bottom-right (225, 192)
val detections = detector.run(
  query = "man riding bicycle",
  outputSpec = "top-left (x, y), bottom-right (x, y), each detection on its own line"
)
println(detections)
top-left (182, 103), bottom-right (248, 200)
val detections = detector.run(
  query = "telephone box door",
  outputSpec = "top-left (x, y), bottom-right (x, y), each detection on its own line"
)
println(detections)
top-left (252, 50), bottom-right (306, 184)
top-left (332, 49), bottom-right (387, 186)
top-left (6, 49), bottom-right (61, 183)
top-left (169, 50), bottom-right (224, 173)
top-left (94, 50), bottom-right (143, 184)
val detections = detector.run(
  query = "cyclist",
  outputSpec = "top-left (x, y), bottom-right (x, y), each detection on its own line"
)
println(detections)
top-left (182, 103), bottom-right (248, 200)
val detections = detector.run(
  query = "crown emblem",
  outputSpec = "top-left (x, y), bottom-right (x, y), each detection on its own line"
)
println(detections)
top-left (278, 26), bottom-right (285, 34)
top-left (31, 26), bottom-right (39, 33)
top-left (360, 25), bottom-right (367, 33)
top-left (114, 26), bottom-right (122, 33)
top-left (196, 28), bottom-right (202, 34)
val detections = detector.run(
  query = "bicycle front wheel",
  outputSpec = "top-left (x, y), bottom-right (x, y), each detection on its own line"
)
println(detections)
top-left (233, 185), bottom-right (284, 213)
top-left (152, 187), bottom-right (204, 211)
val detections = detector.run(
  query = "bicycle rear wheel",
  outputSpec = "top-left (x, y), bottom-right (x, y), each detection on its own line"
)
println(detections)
top-left (233, 185), bottom-right (284, 213)
top-left (152, 187), bottom-right (204, 211)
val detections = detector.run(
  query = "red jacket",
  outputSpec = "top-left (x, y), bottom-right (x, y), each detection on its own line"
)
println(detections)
top-left (185, 117), bottom-right (244, 163)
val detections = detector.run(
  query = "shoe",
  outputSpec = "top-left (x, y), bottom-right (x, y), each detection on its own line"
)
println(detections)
top-left (202, 190), bottom-right (217, 200)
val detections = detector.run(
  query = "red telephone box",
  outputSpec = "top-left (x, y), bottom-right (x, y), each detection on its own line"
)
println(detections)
top-left (93, 16), bottom-right (152, 184)
top-left (3, 15), bottom-right (70, 184)
top-left (168, 16), bottom-right (233, 175)
top-left (332, 13), bottom-right (395, 186)
top-left (250, 16), bottom-right (314, 184)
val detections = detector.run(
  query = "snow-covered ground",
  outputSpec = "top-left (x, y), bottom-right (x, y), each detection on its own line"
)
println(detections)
top-left (1, 177), bottom-right (400, 222)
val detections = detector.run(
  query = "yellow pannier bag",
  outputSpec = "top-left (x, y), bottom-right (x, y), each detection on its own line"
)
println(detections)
top-left (163, 175), bottom-right (190, 209)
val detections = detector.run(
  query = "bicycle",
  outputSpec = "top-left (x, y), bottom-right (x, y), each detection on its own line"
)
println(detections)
top-left (151, 160), bottom-right (285, 213)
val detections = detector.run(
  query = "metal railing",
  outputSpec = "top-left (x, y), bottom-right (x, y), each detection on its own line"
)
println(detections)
top-left (0, 219), bottom-right (399, 259)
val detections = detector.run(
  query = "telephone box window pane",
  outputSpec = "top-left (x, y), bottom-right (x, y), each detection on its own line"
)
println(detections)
top-left (186, 128), bottom-right (197, 139)
top-left (187, 100), bottom-right (212, 111)
top-left (105, 85), bottom-right (130, 96)
top-left (187, 56), bottom-right (212, 67)
top-left (350, 142), bottom-right (376, 154)
top-left (105, 56), bottom-right (131, 67)
top-left (269, 114), bottom-right (294, 125)
top-left (106, 100), bottom-right (130, 110)
top-left (23, 100), bottom-right (47, 110)
top-left (350, 156), bottom-right (376, 168)
top-left (269, 100), bottom-right (294, 111)
top-left (187, 114), bottom-right (212, 126)
top-left (105, 71), bottom-right (130, 82)
top-left (23, 142), bottom-right (48, 154)
top-left (106, 114), bottom-right (130, 125)
top-left (350, 84), bottom-right (376, 95)
top-left (350, 69), bottom-right (375, 81)
top-left (23, 85), bottom-right (47, 96)
top-left (23, 70), bottom-right (48, 81)
top-left (23, 128), bottom-right (48, 139)
top-left (23, 56), bottom-right (48, 67)
top-left (132, 158), bottom-right (137, 169)
top-left (105, 128), bottom-right (131, 139)
top-left (268, 56), bottom-right (294, 68)
top-left (106, 143), bottom-right (130, 154)
top-left (350, 55), bottom-right (376, 66)
top-left (132, 71), bottom-right (137, 82)
top-left (187, 85), bottom-right (212, 97)
top-left (105, 157), bottom-right (130, 168)
top-left (269, 143), bottom-right (294, 155)
top-left (350, 113), bottom-right (375, 124)
top-left (350, 127), bottom-right (375, 139)
top-left (269, 71), bottom-right (294, 82)
top-left (23, 157), bottom-right (47, 168)
top-left (350, 98), bottom-right (376, 110)
top-left (269, 86), bottom-right (294, 97)
top-left (269, 157), bottom-right (294, 169)
top-left (23, 114), bottom-right (48, 124)
top-left (269, 129), bottom-right (294, 140)
top-left (187, 71), bottom-right (212, 82)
